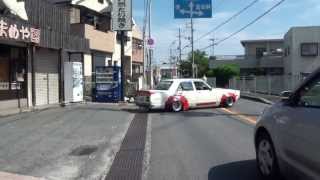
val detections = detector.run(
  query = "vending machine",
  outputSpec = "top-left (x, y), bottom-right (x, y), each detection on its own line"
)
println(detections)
top-left (94, 66), bottom-right (122, 103)
top-left (71, 62), bottom-right (83, 102)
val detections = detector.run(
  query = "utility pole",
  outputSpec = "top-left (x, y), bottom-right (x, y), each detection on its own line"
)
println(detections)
top-left (178, 28), bottom-right (182, 78)
top-left (120, 31), bottom-right (125, 101)
top-left (190, 0), bottom-right (195, 78)
top-left (209, 38), bottom-right (215, 58)
top-left (148, 0), bottom-right (153, 88)
top-left (142, 0), bottom-right (148, 88)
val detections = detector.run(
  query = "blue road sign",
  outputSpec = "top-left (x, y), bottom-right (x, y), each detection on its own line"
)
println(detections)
top-left (174, 0), bottom-right (212, 19)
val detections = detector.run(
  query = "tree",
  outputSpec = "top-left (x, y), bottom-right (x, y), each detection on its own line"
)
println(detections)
top-left (179, 50), bottom-right (209, 78)
top-left (207, 64), bottom-right (240, 87)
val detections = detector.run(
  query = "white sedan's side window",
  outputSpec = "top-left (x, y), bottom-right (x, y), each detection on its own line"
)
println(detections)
top-left (194, 81), bottom-right (211, 91)
top-left (178, 82), bottom-right (194, 91)
top-left (300, 79), bottom-right (320, 107)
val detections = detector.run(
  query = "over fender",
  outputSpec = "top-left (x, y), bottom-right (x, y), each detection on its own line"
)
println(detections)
top-left (165, 95), bottom-right (190, 111)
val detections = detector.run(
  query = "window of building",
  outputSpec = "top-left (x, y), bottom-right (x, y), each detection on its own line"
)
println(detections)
top-left (256, 48), bottom-right (266, 59)
top-left (301, 43), bottom-right (318, 57)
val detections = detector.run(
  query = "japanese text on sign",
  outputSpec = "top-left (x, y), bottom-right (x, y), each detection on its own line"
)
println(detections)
top-left (0, 18), bottom-right (41, 44)
top-left (112, 0), bottom-right (132, 31)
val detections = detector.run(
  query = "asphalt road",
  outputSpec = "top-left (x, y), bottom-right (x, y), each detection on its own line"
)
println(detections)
top-left (147, 99), bottom-right (271, 180)
top-left (0, 104), bottom-right (133, 180)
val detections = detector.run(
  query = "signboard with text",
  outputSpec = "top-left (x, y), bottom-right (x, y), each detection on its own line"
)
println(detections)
top-left (112, 0), bottom-right (132, 31)
top-left (0, 18), bottom-right (41, 44)
top-left (174, 0), bottom-right (212, 19)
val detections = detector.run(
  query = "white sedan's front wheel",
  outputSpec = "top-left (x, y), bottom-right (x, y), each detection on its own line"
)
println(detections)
top-left (172, 100), bottom-right (183, 112)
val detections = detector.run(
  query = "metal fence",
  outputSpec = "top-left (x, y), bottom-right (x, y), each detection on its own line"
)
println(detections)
top-left (229, 75), bottom-right (305, 95)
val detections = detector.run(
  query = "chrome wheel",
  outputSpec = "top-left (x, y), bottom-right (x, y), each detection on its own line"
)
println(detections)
top-left (225, 97), bottom-right (234, 107)
top-left (258, 139), bottom-right (274, 176)
top-left (172, 100), bottom-right (183, 112)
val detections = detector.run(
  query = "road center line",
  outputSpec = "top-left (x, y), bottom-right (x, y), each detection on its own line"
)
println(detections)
top-left (220, 108), bottom-right (257, 125)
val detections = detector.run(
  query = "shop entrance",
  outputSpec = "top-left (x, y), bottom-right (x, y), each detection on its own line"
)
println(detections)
top-left (0, 44), bottom-right (27, 105)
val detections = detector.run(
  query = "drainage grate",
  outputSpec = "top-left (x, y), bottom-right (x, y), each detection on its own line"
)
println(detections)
top-left (70, 145), bottom-right (98, 156)
top-left (105, 113), bottom-right (148, 180)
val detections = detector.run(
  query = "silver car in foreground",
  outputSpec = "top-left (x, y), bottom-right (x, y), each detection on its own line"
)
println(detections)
top-left (255, 68), bottom-right (320, 180)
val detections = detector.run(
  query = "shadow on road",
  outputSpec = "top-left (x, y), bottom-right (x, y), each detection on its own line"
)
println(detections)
top-left (208, 160), bottom-right (262, 180)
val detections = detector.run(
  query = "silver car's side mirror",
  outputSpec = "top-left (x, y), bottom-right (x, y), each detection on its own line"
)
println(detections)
top-left (280, 91), bottom-right (292, 100)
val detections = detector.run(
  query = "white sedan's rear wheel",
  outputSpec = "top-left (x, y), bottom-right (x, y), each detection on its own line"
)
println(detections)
top-left (172, 100), bottom-right (183, 112)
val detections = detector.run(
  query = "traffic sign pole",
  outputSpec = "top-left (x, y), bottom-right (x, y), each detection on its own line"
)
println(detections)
top-left (174, 0), bottom-right (212, 78)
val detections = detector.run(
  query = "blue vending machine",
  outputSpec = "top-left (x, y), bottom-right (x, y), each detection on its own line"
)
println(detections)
top-left (95, 66), bottom-right (122, 103)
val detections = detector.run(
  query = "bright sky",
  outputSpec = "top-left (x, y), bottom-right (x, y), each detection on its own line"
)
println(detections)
top-left (133, 0), bottom-right (320, 64)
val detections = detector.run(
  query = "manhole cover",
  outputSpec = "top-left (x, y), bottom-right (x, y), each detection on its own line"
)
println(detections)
top-left (70, 145), bottom-right (98, 156)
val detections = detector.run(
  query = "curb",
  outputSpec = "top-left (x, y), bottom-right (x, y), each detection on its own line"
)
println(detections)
top-left (240, 94), bottom-right (274, 105)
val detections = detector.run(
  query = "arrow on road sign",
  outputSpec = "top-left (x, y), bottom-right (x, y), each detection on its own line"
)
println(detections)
top-left (174, 0), bottom-right (212, 19)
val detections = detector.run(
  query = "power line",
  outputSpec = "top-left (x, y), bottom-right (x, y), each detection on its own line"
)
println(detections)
top-left (201, 0), bottom-right (285, 51)
top-left (194, 0), bottom-right (260, 43)
top-left (181, 0), bottom-right (259, 53)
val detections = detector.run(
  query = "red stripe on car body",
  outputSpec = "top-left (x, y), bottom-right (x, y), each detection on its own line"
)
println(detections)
top-left (196, 102), bottom-right (217, 107)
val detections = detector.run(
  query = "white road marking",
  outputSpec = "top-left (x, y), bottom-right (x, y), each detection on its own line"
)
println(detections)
top-left (0, 172), bottom-right (45, 180)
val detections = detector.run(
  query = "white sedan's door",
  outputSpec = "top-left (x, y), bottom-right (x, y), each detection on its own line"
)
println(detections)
top-left (176, 81), bottom-right (197, 107)
top-left (193, 80), bottom-right (217, 107)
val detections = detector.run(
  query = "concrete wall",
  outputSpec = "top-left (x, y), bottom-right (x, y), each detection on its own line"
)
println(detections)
top-left (243, 41), bottom-right (283, 57)
top-left (71, 0), bottom-right (110, 13)
top-left (284, 27), bottom-right (320, 75)
top-left (84, 54), bottom-right (92, 77)
top-left (132, 38), bottom-right (144, 63)
top-left (86, 24), bottom-right (114, 53)
top-left (284, 29), bottom-right (294, 75)
top-left (71, 24), bottom-right (115, 53)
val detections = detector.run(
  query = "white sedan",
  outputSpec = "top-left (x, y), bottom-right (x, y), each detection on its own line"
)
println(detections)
top-left (135, 79), bottom-right (240, 112)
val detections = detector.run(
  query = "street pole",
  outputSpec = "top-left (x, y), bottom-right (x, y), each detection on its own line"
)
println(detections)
top-left (210, 38), bottom-right (215, 57)
top-left (148, 0), bottom-right (153, 88)
top-left (190, 0), bottom-right (195, 78)
top-left (178, 28), bottom-right (182, 78)
top-left (120, 31), bottom-right (125, 101)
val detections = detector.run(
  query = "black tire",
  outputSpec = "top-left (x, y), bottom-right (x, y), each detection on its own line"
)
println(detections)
top-left (256, 132), bottom-right (281, 180)
top-left (171, 100), bottom-right (183, 112)
top-left (225, 97), bottom-right (234, 107)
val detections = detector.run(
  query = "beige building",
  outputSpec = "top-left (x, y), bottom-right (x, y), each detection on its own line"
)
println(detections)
top-left (53, 0), bottom-right (143, 100)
